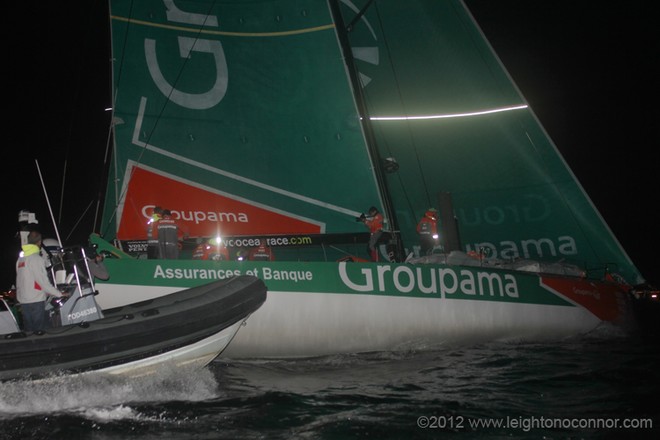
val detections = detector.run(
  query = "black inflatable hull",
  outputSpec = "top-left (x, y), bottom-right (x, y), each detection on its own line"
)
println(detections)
top-left (0, 275), bottom-right (266, 381)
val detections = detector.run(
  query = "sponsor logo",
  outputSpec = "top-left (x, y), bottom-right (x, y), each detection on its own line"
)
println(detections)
top-left (459, 194), bottom-right (550, 226)
top-left (338, 262), bottom-right (519, 298)
top-left (465, 235), bottom-right (577, 260)
top-left (261, 267), bottom-right (313, 283)
top-left (154, 265), bottom-right (241, 280)
top-left (143, 205), bottom-right (248, 225)
top-left (571, 287), bottom-right (601, 300)
top-left (147, 262), bottom-right (520, 300)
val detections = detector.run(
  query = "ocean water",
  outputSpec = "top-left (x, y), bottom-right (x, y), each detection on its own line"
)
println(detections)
top-left (1, 327), bottom-right (658, 440)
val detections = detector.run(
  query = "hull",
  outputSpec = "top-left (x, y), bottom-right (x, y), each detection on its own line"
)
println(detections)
top-left (92, 319), bottom-right (245, 377)
top-left (93, 257), bottom-right (630, 358)
top-left (0, 275), bottom-right (266, 381)
top-left (223, 292), bottom-right (603, 357)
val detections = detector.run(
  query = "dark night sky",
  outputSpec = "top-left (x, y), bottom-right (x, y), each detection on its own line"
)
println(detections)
top-left (2, 1), bottom-right (658, 288)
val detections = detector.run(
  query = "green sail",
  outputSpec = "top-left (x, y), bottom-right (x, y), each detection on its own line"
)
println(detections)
top-left (101, 0), bottom-right (641, 285)
top-left (103, 0), bottom-right (384, 244)
top-left (335, 0), bottom-right (641, 284)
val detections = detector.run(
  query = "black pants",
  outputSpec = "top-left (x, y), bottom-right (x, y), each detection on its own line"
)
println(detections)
top-left (147, 241), bottom-right (159, 259)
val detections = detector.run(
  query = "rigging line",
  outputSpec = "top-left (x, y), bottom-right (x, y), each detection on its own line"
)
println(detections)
top-left (455, 0), bottom-right (530, 121)
top-left (110, 15), bottom-right (335, 37)
top-left (330, 1), bottom-right (400, 237)
top-left (92, 105), bottom-right (115, 234)
top-left (35, 160), bottom-right (63, 248)
top-left (370, 2), bottom-right (424, 214)
top-left (65, 199), bottom-right (96, 243)
top-left (345, 0), bottom-right (375, 32)
top-left (59, 0), bottom-right (101, 234)
top-left (105, 0), bottom-right (138, 237)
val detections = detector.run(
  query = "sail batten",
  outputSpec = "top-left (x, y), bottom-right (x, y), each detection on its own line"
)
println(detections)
top-left (369, 104), bottom-right (528, 121)
top-left (112, 15), bottom-right (336, 37)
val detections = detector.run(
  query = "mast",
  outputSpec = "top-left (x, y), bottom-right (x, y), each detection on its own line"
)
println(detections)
top-left (327, 0), bottom-right (404, 261)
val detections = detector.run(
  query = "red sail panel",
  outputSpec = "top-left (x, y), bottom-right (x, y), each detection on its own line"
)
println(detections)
top-left (116, 166), bottom-right (322, 239)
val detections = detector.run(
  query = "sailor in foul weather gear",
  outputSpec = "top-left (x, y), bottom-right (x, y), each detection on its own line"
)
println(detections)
top-left (417, 208), bottom-right (439, 256)
top-left (358, 206), bottom-right (385, 262)
top-left (157, 209), bottom-right (182, 259)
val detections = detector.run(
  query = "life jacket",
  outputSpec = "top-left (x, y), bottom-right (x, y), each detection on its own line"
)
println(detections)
top-left (365, 213), bottom-right (383, 234)
top-left (157, 216), bottom-right (181, 245)
top-left (192, 243), bottom-right (208, 260)
top-left (417, 210), bottom-right (438, 236)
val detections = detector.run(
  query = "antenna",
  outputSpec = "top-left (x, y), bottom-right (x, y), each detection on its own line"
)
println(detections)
top-left (35, 159), bottom-right (63, 247)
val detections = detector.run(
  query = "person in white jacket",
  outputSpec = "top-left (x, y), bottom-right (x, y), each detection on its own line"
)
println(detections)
top-left (16, 230), bottom-right (65, 332)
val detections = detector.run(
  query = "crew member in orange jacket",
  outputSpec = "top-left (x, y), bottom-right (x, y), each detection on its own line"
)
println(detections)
top-left (416, 208), bottom-right (439, 256)
top-left (358, 206), bottom-right (384, 261)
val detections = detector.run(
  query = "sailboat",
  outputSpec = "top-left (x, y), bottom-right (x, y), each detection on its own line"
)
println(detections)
top-left (90, 0), bottom-right (647, 357)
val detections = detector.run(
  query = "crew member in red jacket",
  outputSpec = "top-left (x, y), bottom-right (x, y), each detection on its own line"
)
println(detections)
top-left (416, 208), bottom-right (439, 256)
top-left (248, 240), bottom-right (275, 261)
top-left (358, 206), bottom-right (384, 261)
top-left (192, 237), bottom-right (230, 261)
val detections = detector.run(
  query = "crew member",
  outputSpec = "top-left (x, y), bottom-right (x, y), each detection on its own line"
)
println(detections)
top-left (147, 206), bottom-right (163, 259)
top-left (83, 244), bottom-right (110, 282)
top-left (157, 209), bottom-right (182, 259)
top-left (16, 231), bottom-right (66, 332)
top-left (192, 237), bottom-right (230, 261)
top-left (248, 240), bottom-right (275, 261)
top-left (191, 238), bottom-right (208, 260)
top-left (417, 208), bottom-right (439, 256)
top-left (358, 206), bottom-right (384, 262)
